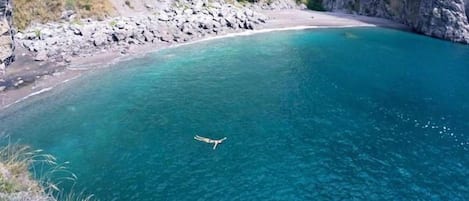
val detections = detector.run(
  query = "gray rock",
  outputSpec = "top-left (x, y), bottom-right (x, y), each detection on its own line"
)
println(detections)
top-left (181, 23), bottom-right (195, 34)
top-left (142, 31), bottom-right (154, 42)
top-left (115, 21), bottom-right (126, 29)
top-left (184, 9), bottom-right (194, 15)
top-left (159, 31), bottom-right (174, 42)
top-left (0, 63), bottom-right (5, 75)
top-left (244, 21), bottom-right (254, 30)
top-left (93, 32), bottom-right (109, 46)
top-left (34, 51), bottom-right (48, 61)
top-left (61, 10), bottom-right (75, 20)
top-left (245, 9), bottom-right (254, 17)
top-left (225, 16), bottom-right (236, 28)
top-left (200, 19), bottom-right (214, 29)
top-left (112, 30), bottom-right (127, 41)
top-left (211, 2), bottom-right (222, 8)
top-left (158, 13), bottom-right (170, 21)
top-left (144, 3), bottom-right (153, 9)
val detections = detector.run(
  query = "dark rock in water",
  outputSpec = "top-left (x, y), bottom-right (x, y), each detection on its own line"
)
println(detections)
top-left (0, 0), bottom-right (15, 70)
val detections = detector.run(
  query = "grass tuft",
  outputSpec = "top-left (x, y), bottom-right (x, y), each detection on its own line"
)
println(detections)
top-left (0, 136), bottom-right (98, 201)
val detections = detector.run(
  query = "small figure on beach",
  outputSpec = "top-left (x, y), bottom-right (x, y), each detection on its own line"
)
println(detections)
top-left (194, 135), bottom-right (227, 150)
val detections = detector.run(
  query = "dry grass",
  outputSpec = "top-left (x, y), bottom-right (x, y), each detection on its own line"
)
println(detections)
top-left (13, 0), bottom-right (115, 30)
top-left (13, 0), bottom-right (64, 30)
top-left (0, 137), bottom-right (98, 201)
top-left (70, 0), bottom-right (115, 20)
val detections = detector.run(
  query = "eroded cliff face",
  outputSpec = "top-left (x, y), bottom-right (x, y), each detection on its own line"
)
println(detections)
top-left (465, 0), bottom-right (469, 20)
top-left (0, 0), bottom-right (14, 72)
top-left (322, 0), bottom-right (469, 44)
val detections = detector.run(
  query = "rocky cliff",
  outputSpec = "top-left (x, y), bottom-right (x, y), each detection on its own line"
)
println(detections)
top-left (0, 0), bottom-right (14, 72)
top-left (321, 0), bottom-right (469, 44)
top-left (15, 0), bottom-right (267, 63)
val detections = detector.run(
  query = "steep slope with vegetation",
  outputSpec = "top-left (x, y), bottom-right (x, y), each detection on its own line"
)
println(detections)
top-left (0, 141), bottom-right (97, 201)
top-left (13, 0), bottom-right (115, 30)
top-left (0, 143), bottom-right (53, 201)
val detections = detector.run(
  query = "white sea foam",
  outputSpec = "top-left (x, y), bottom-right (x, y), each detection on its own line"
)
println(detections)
top-left (6, 87), bottom-right (54, 107)
top-left (172, 24), bottom-right (376, 48)
top-left (1, 74), bottom-right (82, 110)
top-left (2, 25), bottom-right (375, 111)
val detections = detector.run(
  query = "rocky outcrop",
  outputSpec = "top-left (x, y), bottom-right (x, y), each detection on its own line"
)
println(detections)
top-left (466, 0), bottom-right (469, 20)
top-left (322, 0), bottom-right (469, 44)
top-left (16, 0), bottom-right (267, 64)
top-left (0, 0), bottom-right (14, 73)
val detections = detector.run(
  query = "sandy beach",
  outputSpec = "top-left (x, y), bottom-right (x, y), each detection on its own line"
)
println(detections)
top-left (0, 9), bottom-right (409, 111)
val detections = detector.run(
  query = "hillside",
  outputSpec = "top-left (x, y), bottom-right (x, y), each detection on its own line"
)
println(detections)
top-left (13, 0), bottom-right (115, 30)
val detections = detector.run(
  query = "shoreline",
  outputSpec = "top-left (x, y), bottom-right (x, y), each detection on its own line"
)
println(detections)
top-left (0, 9), bottom-right (409, 111)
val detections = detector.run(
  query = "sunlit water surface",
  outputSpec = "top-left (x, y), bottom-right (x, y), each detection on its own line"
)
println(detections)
top-left (1, 28), bottom-right (468, 200)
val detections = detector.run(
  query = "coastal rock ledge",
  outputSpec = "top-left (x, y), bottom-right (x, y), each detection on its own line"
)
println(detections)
top-left (322, 0), bottom-right (469, 44)
top-left (15, 0), bottom-right (268, 64)
top-left (0, 0), bottom-right (14, 73)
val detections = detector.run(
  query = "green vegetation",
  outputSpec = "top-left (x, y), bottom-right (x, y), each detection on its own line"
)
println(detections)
top-left (348, 0), bottom-right (360, 12)
top-left (34, 29), bottom-right (42, 39)
top-left (0, 139), bottom-right (97, 201)
top-left (299, 0), bottom-right (326, 11)
top-left (13, 0), bottom-right (115, 30)
top-left (109, 20), bottom-right (117, 27)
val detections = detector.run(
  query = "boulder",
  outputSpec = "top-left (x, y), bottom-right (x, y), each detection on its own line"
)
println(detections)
top-left (225, 16), bottom-right (237, 28)
top-left (93, 32), bottom-right (109, 46)
top-left (158, 13), bottom-right (170, 21)
top-left (159, 31), bottom-right (174, 42)
top-left (34, 51), bottom-right (48, 61)
top-left (143, 31), bottom-right (154, 42)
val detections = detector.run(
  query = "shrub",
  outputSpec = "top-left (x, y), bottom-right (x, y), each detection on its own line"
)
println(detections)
top-left (303, 0), bottom-right (326, 11)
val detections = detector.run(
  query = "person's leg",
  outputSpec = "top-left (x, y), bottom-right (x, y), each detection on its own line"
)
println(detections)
top-left (194, 136), bottom-right (211, 143)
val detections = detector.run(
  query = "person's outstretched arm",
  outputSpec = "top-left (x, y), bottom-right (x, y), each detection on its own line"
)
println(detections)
top-left (213, 142), bottom-right (218, 150)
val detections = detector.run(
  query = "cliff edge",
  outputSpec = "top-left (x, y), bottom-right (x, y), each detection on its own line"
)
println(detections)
top-left (0, 0), bottom-right (14, 73)
top-left (322, 0), bottom-right (469, 44)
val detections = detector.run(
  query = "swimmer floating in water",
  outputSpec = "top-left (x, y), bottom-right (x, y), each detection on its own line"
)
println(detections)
top-left (194, 135), bottom-right (227, 150)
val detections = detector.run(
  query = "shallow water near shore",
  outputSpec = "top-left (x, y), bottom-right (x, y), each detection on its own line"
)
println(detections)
top-left (1, 27), bottom-right (469, 200)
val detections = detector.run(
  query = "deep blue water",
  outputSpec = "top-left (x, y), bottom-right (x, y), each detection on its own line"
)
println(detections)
top-left (0, 28), bottom-right (468, 200)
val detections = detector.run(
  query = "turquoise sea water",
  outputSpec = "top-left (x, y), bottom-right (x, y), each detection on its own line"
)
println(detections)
top-left (0, 28), bottom-right (468, 200)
